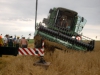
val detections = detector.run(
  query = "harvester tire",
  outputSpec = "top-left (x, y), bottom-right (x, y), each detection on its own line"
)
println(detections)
top-left (34, 35), bottom-right (43, 48)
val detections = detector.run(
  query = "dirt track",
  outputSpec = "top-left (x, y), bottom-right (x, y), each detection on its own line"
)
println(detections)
top-left (0, 41), bottom-right (100, 75)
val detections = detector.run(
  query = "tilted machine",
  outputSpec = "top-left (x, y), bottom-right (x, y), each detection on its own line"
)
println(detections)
top-left (34, 7), bottom-right (95, 51)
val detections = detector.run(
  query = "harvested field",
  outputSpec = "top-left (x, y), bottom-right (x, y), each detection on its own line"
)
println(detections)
top-left (0, 41), bottom-right (100, 75)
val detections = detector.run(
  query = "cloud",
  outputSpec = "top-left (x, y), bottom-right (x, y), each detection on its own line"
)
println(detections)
top-left (0, 20), bottom-right (35, 38)
top-left (82, 24), bottom-right (100, 40)
top-left (0, 0), bottom-right (34, 20)
top-left (0, 0), bottom-right (100, 39)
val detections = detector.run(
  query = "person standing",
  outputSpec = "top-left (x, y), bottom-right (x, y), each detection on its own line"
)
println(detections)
top-left (13, 35), bottom-right (16, 47)
top-left (0, 35), bottom-right (3, 47)
top-left (0, 34), bottom-right (2, 38)
top-left (20, 37), bottom-right (28, 48)
top-left (8, 36), bottom-right (13, 47)
top-left (3, 35), bottom-right (8, 47)
top-left (15, 36), bottom-right (20, 48)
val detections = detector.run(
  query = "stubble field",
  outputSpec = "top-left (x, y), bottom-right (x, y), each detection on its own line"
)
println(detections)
top-left (0, 40), bottom-right (100, 75)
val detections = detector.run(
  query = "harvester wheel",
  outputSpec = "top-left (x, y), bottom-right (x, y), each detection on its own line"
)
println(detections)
top-left (34, 35), bottom-right (43, 48)
top-left (34, 35), bottom-right (55, 53)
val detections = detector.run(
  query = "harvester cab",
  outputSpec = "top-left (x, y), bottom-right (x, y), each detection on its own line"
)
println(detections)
top-left (43, 7), bottom-right (86, 36)
top-left (34, 7), bottom-right (95, 51)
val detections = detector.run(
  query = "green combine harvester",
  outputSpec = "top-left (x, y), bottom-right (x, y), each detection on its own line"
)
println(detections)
top-left (34, 7), bottom-right (95, 51)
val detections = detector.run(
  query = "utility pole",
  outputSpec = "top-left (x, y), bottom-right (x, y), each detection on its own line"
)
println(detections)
top-left (35, 0), bottom-right (38, 30)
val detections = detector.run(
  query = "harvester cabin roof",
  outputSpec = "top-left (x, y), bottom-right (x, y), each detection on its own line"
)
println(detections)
top-left (57, 7), bottom-right (78, 17)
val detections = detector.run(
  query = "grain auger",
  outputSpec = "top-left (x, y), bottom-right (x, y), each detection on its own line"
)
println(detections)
top-left (34, 7), bottom-right (95, 51)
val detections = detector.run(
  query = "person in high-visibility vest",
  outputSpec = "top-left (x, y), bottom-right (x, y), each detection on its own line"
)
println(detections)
top-left (0, 35), bottom-right (3, 47)
top-left (0, 34), bottom-right (2, 38)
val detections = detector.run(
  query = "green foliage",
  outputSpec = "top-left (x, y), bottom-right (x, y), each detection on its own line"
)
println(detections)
top-left (27, 39), bottom-right (34, 44)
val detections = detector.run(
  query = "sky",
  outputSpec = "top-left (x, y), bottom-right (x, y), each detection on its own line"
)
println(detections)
top-left (0, 0), bottom-right (100, 40)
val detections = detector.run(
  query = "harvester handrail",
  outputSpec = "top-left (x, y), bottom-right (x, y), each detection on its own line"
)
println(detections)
top-left (81, 35), bottom-right (94, 40)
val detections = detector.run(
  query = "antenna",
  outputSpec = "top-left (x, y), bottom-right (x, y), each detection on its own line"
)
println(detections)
top-left (35, 0), bottom-right (38, 30)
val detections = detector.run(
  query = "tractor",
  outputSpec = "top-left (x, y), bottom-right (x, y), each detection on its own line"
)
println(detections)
top-left (34, 7), bottom-right (95, 51)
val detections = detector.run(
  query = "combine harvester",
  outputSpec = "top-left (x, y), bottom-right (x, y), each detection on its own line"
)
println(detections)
top-left (34, 7), bottom-right (95, 51)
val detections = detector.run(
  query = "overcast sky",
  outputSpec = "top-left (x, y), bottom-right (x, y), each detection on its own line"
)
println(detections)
top-left (0, 0), bottom-right (100, 40)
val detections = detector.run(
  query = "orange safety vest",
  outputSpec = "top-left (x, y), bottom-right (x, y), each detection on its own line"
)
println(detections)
top-left (0, 35), bottom-right (2, 39)
top-left (0, 38), bottom-right (3, 46)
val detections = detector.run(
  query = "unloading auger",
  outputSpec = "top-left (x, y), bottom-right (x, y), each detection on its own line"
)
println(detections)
top-left (34, 7), bottom-right (95, 51)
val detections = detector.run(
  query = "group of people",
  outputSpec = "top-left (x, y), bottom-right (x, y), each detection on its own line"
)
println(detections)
top-left (0, 34), bottom-right (28, 48)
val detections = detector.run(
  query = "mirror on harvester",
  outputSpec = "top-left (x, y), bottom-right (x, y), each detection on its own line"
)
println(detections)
top-left (82, 17), bottom-right (84, 22)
